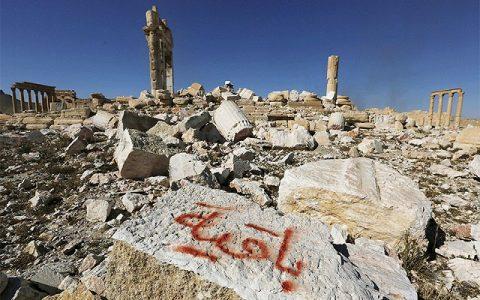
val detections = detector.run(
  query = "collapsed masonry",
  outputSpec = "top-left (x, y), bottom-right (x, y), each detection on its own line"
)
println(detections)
top-left (144, 5), bottom-right (174, 97)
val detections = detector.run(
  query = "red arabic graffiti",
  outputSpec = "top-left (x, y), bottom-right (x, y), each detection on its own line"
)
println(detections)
top-left (173, 202), bottom-right (303, 293)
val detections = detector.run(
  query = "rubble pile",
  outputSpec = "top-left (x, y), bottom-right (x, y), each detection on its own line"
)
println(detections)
top-left (1, 83), bottom-right (479, 300)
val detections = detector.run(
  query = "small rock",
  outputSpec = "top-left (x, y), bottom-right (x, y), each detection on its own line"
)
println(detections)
top-left (86, 200), bottom-right (112, 222)
top-left (358, 138), bottom-right (383, 154)
top-left (122, 193), bottom-right (149, 213)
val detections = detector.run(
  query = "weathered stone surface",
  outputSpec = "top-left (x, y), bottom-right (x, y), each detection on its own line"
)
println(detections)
top-left (146, 121), bottom-right (180, 138)
top-left (117, 110), bottom-right (158, 137)
top-left (114, 129), bottom-right (177, 179)
top-left (267, 125), bottom-right (315, 150)
top-left (43, 283), bottom-right (99, 300)
top-left (455, 126), bottom-right (480, 147)
top-left (122, 192), bottom-right (149, 213)
top-left (229, 178), bottom-right (272, 206)
top-left (313, 131), bottom-right (331, 146)
top-left (90, 110), bottom-right (117, 131)
top-left (105, 241), bottom-right (240, 300)
top-left (358, 138), bottom-right (383, 154)
top-left (66, 137), bottom-right (87, 155)
top-left (469, 155), bottom-right (480, 177)
top-left (213, 100), bottom-right (253, 142)
top-left (178, 111), bottom-right (211, 133)
top-left (327, 112), bottom-right (345, 130)
top-left (86, 199), bottom-right (112, 222)
top-left (429, 164), bottom-right (468, 178)
top-left (186, 83), bottom-right (205, 97)
top-left (436, 240), bottom-right (479, 259)
top-left (278, 158), bottom-right (432, 248)
top-left (448, 258), bottom-right (480, 286)
top-left (168, 153), bottom-right (216, 187)
top-left (112, 184), bottom-right (384, 299)
top-left (346, 238), bottom-right (417, 300)
top-left (0, 272), bottom-right (7, 294)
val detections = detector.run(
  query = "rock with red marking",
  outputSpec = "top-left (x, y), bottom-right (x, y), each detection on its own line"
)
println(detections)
top-left (110, 184), bottom-right (414, 299)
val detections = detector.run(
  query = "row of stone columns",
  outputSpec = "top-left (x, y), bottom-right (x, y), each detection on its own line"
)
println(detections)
top-left (428, 90), bottom-right (463, 128)
top-left (11, 87), bottom-right (56, 114)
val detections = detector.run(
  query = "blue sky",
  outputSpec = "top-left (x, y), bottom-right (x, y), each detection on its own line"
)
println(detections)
top-left (1, 0), bottom-right (479, 117)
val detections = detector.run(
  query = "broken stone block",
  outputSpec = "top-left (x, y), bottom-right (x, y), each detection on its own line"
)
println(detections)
top-left (178, 111), bottom-right (211, 133)
top-left (66, 137), bottom-right (87, 155)
top-left (213, 100), bottom-right (253, 142)
top-left (358, 138), bottom-right (383, 154)
top-left (122, 192), bottom-right (149, 213)
top-left (145, 176), bottom-right (169, 188)
top-left (146, 121), bottom-right (180, 139)
top-left (429, 164), bottom-right (468, 178)
top-left (229, 178), bottom-right (272, 206)
top-left (346, 238), bottom-right (416, 299)
top-left (327, 112), bottom-right (345, 130)
top-left (186, 82), bottom-right (205, 97)
top-left (79, 254), bottom-right (102, 274)
top-left (24, 240), bottom-right (45, 257)
top-left (469, 155), bottom-right (480, 178)
top-left (448, 258), bottom-right (480, 286)
top-left (221, 92), bottom-right (240, 101)
top-left (114, 129), bottom-right (177, 179)
top-left (116, 110), bottom-right (159, 138)
top-left (169, 153), bottom-right (217, 187)
top-left (238, 88), bottom-right (255, 100)
top-left (313, 131), bottom-right (331, 146)
top-left (455, 126), bottom-right (480, 147)
top-left (278, 158), bottom-right (432, 248)
top-left (63, 124), bottom-right (94, 142)
top-left (267, 125), bottom-right (315, 150)
top-left (90, 110), bottom-right (117, 131)
top-left (86, 199), bottom-right (112, 222)
top-left (111, 184), bottom-right (389, 299)
top-left (436, 240), bottom-right (479, 259)
top-left (29, 190), bottom-right (54, 208)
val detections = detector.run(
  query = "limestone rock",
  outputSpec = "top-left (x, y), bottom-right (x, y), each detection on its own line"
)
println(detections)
top-left (347, 238), bottom-right (417, 300)
top-left (436, 240), bottom-right (479, 259)
top-left (116, 110), bottom-right (159, 138)
top-left (448, 258), bottom-right (480, 286)
top-left (86, 199), bottom-right (112, 222)
top-left (66, 137), bottom-right (87, 155)
top-left (267, 125), bottom-right (315, 150)
top-left (358, 138), bottom-right (383, 154)
top-left (0, 272), bottom-right (7, 294)
top-left (178, 111), bottom-right (211, 133)
top-left (169, 153), bottom-right (216, 187)
top-left (313, 131), bottom-right (331, 146)
top-left (229, 178), bottom-right (272, 206)
top-left (186, 82), bottom-right (205, 97)
top-left (90, 110), bottom-right (117, 131)
top-left (278, 158), bottom-right (432, 248)
top-left (112, 184), bottom-right (384, 299)
top-left (327, 112), bottom-right (345, 130)
top-left (429, 164), bottom-right (468, 178)
top-left (455, 126), bottom-right (480, 147)
top-left (122, 192), bottom-right (149, 213)
top-left (146, 121), bottom-right (180, 139)
top-left (115, 129), bottom-right (177, 179)
top-left (469, 155), bottom-right (480, 177)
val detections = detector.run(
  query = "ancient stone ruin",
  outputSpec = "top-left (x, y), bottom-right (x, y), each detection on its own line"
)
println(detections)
top-left (10, 82), bottom-right (56, 113)
top-left (143, 5), bottom-right (174, 97)
top-left (1, 3), bottom-right (479, 300)
top-left (428, 88), bottom-right (464, 128)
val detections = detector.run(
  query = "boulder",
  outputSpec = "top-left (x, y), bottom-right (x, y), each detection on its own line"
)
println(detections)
top-left (213, 100), bottom-right (253, 142)
top-left (267, 125), bottom-right (315, 150)
top-left (146, 121), bottom-right (180, 139)
top-left (278, 158), bottom-right (432, 248)
top-left (90, 110), bottom-right (117, 131)
top-left (111, 184), bottom-right (394, 299)
top-left (86, 199), bottom-right (112, 222)
top-left (469, 155), bottom-right (480, 177)
top-left (327, 112), bottom-right (345, 130)
top-left (169, 153), bottom-right (217, 187)
top-left (455, 126), bottom-right (480, 147)
top-left (358, 138), bottom-right (383, 154)
top-left (186, 83), bottom-right (205, 97)
top-left (115, 129), bottom-right (177, 179)
top-left (178, 111), bottom-right (211, 133)
top-left (116, 111), bottom-right (159, 138)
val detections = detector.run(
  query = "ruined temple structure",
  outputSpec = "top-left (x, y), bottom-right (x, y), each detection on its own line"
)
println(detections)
top-left (428, 88), bottom-right (464, 128)
top-left (325, 55), bottom-right (339, 100)
top-left (10, 82), bottom-right (56, 113)
top-left (143, 5), bottom-right (174, 97)
top-left (55, 90), bottom-right (77, 109)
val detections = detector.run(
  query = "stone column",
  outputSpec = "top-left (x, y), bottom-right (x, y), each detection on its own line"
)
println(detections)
top-left (41, 92), bottom-right (46, 112)
top-left (145, 7), bottom-right (162, 97)
top-left (326, 55), bottom-right (339, 100)
top-left (45, 92), bottom-right (50, 111)
top-left (11, 88), bottom-right (17, 114)
top-left (34, 90), bottom-right (40, 112)
top-left (436, 93), bottom-right (443, 127)
top-left (19, 89), bottom-right (25, 112)
top-left (27, 90), bottom-right (33, 110)
top-left (428, 94), bottom-right (435, 125)
top-left (454, 91), bottom-right (464, 128)
top-left (213, 100), bottom-right (253, 142)
top-left (166, 59), bottom-right (173, 93)
top-left (445, 92), bottom-right (454, 128)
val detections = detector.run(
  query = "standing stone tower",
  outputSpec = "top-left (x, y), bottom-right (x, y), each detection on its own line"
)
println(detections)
top-left (325, 55), bottom-right (339, 100)
top-left (143, 5), bottom-right (174, 96)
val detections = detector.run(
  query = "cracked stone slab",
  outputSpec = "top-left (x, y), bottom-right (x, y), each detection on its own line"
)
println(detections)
top-left (113, 184), bottom-right (384, 299)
